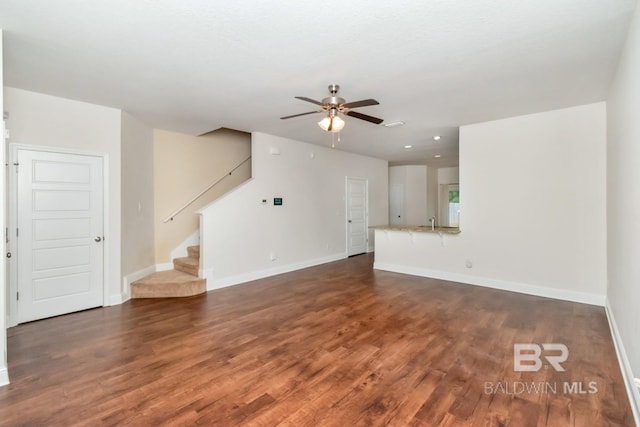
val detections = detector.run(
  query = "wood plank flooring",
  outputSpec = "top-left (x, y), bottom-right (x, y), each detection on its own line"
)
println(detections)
top-left (0, 254), bottom-right (634, 426)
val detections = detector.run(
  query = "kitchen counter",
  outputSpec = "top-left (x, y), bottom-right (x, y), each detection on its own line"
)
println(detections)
top-left (369, 224), bottom-right (461, 234)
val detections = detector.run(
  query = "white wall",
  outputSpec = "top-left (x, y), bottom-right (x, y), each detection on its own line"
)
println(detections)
top-left (121, 112), bottom-right (155, 289)
top-left (607, 0), bottom-right (640, 416)
top-left (375, 103), bottom-right (607, 305)
top-left (389, 165), bottom-right (427, 225)
top-left (438, 166), bottom-right (459, 185)
top-left (0, 30), bottom-right (9, 386)
top-left (199, 132), bottom-right (388, 288)
top-left (4, 87), bottom-right (122, 304)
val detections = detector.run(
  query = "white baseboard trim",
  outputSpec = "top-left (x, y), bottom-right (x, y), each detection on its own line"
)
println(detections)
top-left (0, 367), bottom-right (9, 387)
top-left (207, 253), bottom-right (346, 291)
top-left (108, 294), bottom-right (125, 306)
top-left (118, 264), bottom-right (157, 305)
top-left (156, 262), bottom-right (173, 272)
top-left (200, 267), bottom-right (214, 283)
top-left (373, 262), bottom-right (605, 306)
top-left (605, 298), bottom-right (640, 425)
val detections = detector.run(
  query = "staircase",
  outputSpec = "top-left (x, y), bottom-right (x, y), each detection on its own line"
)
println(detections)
top-left (131, 246), bottom-right (206, 298)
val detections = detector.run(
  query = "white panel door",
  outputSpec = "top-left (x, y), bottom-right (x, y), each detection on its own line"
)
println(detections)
top-left (389, 184), bottom-right (404, 225)
top-left (347, 177), bottom-right (368, 257)
top-left (16, 149), bottom-right (104, 323)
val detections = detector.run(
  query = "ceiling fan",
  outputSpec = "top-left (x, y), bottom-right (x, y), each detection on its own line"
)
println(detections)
top-left (280, 84), bottom-right (383, 132)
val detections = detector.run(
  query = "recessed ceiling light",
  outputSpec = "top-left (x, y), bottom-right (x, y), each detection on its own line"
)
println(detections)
top-left (384, 121), bottom-right (405, 128)
top-left (434, 154), bottom-right (442, 158)
top-left (404, 145), bottom-right (412, 149)
top-left (433, 135), bottom-right (441, 141)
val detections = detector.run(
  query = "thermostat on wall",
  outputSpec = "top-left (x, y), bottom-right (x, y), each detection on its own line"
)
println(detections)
top-left (274, 198), bottom-right (283, 206)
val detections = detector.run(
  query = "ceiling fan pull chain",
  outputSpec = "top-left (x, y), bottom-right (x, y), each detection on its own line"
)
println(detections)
top-left (331, 131), bottom-right (341, 148)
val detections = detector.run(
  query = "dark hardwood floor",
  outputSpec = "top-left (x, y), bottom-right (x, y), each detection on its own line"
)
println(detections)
top-left (0, 254), bottom-right (633, 426)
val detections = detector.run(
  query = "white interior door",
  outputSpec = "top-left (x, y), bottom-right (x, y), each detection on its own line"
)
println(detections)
top-left (346, 177), bottom-right (368, 256)
top-left (15, 148), bottom-right (104, 323)
top-left (389, 183), bottom-right (403, 225)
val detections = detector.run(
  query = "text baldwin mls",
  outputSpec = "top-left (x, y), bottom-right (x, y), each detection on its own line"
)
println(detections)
top-left (484, 381), bottom-right (598, 395)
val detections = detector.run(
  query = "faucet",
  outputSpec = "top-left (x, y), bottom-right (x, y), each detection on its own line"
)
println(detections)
top-left (429, 216), bottom-right (436, 231)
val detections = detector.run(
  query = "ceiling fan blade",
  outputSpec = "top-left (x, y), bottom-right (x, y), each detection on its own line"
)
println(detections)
top-left (280, 110), bottom-right (322, 119)
top-left (295, 96), bottom-right (323, 106)
top-left (342, 99), bottom-right (379, 109)
top-left (346, 110), bottom-right (384, 125)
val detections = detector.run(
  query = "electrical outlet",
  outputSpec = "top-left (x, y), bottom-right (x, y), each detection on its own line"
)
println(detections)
top-left (270, 251), bottom-right (277, 261)
top-left (465, 259), bottom-right (473, 268)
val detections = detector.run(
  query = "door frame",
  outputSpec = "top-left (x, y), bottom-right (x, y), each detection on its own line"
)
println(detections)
top-left (438, 182), bottom-right (460, 227)
top-left (345, 176), bottom-right (369, 256)
top-left (8, 143), bottom-right (109, 326)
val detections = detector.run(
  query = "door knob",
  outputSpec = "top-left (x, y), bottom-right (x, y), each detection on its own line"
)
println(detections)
top-left (348, 220), bottom-right (352, 223)
top-left (94, 236), bottom-right (102, 242)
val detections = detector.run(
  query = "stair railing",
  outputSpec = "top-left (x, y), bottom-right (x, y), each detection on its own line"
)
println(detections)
top-left (163, 155), bottom-right (251, 223)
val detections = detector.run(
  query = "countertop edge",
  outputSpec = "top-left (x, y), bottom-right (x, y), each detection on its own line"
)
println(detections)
top-left (369, 225), bottom-right (461, 235)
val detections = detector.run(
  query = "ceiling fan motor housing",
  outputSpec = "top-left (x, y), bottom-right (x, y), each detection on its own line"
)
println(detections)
top-left (323, 96), bottom-right (346, 109)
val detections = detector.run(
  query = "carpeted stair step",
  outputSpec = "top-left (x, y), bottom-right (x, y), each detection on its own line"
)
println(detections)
top-left (130, 270), bottom-right (206, 298)
top-left (187, 245), bottom-right (200, 259)
top-left (174, 256), bottom-right (199, 276)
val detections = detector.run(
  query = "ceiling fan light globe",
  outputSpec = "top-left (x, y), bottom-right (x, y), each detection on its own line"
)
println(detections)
top-left (318, 115), bottom-right (345, 132)
top-left (332, 116), bottom-right (345, 132)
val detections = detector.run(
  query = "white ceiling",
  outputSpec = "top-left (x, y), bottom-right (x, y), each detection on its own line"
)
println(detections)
top-left (0, 0), bottom-right (636, 167)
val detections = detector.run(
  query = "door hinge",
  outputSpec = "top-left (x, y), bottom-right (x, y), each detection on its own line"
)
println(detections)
top-left (16, 292), bottom-right (19, 301)
top-left (13, 162), bottom-right (19, 173)
top-left (16, 228), bottom-right (19, 238)
top-left (5, 227), bottom-right (8, 244)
